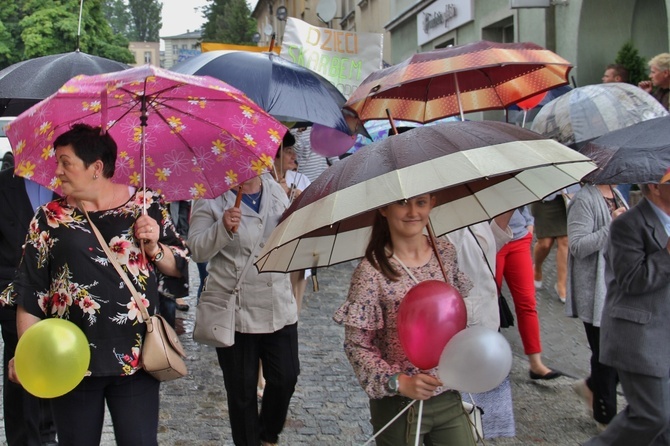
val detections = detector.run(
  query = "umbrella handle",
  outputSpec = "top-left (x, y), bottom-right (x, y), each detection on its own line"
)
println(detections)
top-left (386, 109), bottom-right (398, 135)
top-left (426, 223), bottom-right (449, 282)
top-left (231, 186), bottom-right (243, 233)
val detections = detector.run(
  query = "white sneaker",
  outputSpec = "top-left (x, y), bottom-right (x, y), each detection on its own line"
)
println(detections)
top-left (534, 279), bottom-right (543, 289)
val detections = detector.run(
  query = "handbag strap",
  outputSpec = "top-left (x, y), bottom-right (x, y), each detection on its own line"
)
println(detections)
top-left (465, 226), bottom-right (498, 287)
top-left (80, 204), bottom-right (152, 326)
top-left (391, 254), bottom-right (420, 285)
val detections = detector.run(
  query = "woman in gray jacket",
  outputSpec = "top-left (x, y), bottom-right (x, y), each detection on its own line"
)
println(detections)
top-left (189, 173), bottom-right (299, 446)
top-left (566, 183), bottom-right (626, 431)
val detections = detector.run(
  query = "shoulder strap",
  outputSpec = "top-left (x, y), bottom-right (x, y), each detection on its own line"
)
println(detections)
top-left (233, 250), bottom-right (257, 293)
top-left (80, 204), bottom-right (152, 325)
top-left (465, 226), bottom-right (497, 283)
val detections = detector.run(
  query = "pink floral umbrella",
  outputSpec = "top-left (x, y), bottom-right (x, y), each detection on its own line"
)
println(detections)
top-left (5, 65), bottom-right (287, 202)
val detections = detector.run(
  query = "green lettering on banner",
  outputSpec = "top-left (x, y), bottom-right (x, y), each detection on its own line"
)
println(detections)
top-left (350, 59), bottom-right (363, 82)
top-left (318, 53), bottom-right (331, 76)
top-left (286, 45), bottom-right (301, 65)
top-left (329, 57), bottom-right (342, 79)
top-left (306, 50), bottom-right (321, 73)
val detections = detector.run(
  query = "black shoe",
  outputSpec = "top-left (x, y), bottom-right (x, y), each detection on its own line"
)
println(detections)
top-left (529, 369), bottom-right (562, 380)
top-left (175, 299), bottom-right (190, 312)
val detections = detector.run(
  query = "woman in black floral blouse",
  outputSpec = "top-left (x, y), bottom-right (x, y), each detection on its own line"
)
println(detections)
top-left (7, 124), bottom-right (189, 446)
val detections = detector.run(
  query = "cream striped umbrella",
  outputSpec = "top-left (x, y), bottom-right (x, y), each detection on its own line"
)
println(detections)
top-left (255, 120), bottom-right (596, 273)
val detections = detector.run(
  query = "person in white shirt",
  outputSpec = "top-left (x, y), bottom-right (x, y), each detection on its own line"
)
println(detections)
top-left (272, 132), bottom-right (312, 311)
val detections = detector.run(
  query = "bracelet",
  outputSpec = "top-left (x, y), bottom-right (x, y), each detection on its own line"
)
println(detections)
top-left (150, 243), bottom-right (165, 262)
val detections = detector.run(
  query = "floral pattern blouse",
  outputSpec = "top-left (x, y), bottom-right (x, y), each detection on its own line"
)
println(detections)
top-left (4, 189), bottom-right (189, 377)
top-left (333, 237), bottom-right (472, 399)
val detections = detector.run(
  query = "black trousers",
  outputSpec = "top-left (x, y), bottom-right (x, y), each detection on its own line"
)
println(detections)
top-left (584, 321), bottom-right (619, 424)
top-left (50, 371), bottom-right (160, 446)
top-left (216, 323), bottom-right (300, 446)
top-left (1, 317), bottom-right (57, 446)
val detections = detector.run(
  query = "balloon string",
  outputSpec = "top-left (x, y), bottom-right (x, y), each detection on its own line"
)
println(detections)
top-left (360, 399), bottom-right (417, 445)
top-left (414, 400), bottom-right (424, 446)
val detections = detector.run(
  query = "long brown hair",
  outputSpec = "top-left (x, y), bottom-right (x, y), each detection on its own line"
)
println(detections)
top-left (365, 211), bottom-right (401, 281)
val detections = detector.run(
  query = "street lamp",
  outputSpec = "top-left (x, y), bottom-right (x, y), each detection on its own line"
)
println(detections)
top-left (276, 5), bottom-right (288, 44)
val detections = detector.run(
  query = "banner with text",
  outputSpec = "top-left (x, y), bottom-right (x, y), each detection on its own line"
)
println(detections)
top-left (280, 17), bottom-right (383, 99)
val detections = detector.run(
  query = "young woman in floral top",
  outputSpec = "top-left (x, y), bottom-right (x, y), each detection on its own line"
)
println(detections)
top-left (6, 124), bottom-right (189, 446)
top-left (334, 194), bottom-right (477, 445)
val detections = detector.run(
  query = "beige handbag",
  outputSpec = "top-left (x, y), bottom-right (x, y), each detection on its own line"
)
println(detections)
top-left (462, 396), bottom-right (484, 442)
top-left (83, 207), bottom-right (187, 381)
top-left (193, 290), bottom-right (236, 347)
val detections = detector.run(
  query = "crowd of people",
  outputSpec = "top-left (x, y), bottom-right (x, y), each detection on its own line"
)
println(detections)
top-left (0, 50), bottom-right (668, 446)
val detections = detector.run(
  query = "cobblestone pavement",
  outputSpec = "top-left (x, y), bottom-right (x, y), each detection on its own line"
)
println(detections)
top-left (0, 246), bottom-right (626, 445)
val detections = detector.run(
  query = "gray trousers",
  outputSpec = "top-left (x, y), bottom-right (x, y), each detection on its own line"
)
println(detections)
top-left (583, 369), bottom-right (670, 446)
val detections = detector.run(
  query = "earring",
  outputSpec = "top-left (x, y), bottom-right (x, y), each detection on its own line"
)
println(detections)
top-left (93, 174), bottom-right (98, 180)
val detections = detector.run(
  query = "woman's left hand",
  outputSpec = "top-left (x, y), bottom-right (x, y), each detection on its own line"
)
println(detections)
top-left (135, 215), bottom-right (160, 245)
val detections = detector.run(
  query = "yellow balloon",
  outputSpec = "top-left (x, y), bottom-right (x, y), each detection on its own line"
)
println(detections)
top-left (15, 318), bottom-right (91, 398)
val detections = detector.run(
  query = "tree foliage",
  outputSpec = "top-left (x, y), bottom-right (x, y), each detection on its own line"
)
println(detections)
top-left (104, 0), bottom-right (133, 36)
top-left (615, 41), bottom-right (647, 87)
top-left (0, 0), bottom-right (135, 69)
top-left (103, 0), bottom-right (161, 42)
top-left (128, 0), bottom-right (161, 42)
top-left (202, 0), bottom-right (257, 45)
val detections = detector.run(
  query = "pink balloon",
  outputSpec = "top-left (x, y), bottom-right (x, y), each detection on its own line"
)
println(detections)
top-left (310, 123), bottom-right (355, 157)
top-left (397, 280), bottom-right (467, 370)
top-left (516, 91), bottom-right (547, 110)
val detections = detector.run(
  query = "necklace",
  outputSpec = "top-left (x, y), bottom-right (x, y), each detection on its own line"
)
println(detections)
top-left (245, 190), bottom-right (262, 204)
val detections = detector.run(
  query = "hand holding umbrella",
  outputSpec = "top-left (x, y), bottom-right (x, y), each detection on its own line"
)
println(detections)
top-left (227, 189), bottom-right (243, 233)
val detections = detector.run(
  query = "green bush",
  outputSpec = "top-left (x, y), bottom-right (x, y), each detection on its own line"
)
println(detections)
top-left (615, 41), bottom-right (647, 86)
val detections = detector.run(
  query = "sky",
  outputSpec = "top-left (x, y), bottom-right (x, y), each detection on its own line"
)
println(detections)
top-left (160, 0), bottom-right (259, 37)
top-left (160, 0), bottom-right (209, 37)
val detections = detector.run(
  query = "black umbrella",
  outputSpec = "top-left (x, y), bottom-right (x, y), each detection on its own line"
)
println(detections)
top-left (0, 50), bottom-right (129, 116)
top-left (170, 50), bottom-right (351, 135)
top-left (580, 116), bottom-right (670, 184)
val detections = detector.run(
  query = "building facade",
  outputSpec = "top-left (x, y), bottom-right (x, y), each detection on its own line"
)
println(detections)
top-left (160, 30), bottom-right (203, 69)
top-left (260, 0), bottom-right (668, 90)
top-left (128, 41), bottom-right (161, 67)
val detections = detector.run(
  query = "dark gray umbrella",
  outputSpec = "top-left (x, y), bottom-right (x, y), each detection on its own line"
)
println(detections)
top-left (580, 116), bottom-right (670, 184)
top-left (0, 51), bottom-right (129, 116)
top-left (170, 50), bottom-right (351, 134)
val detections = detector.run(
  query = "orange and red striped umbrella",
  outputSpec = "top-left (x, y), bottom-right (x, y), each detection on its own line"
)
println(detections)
top-left (344, 40), bottom-right (572, 129)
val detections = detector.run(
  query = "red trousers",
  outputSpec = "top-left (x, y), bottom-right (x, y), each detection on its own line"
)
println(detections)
top-left (495, 232), bottom-right (542, 355)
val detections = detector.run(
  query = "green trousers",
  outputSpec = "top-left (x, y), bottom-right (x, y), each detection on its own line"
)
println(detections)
top-left (369, 390), bottom-right (476, 446)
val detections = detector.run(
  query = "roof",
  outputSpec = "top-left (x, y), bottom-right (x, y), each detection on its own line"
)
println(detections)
top-left (161, 30), bottom-right (203, 40)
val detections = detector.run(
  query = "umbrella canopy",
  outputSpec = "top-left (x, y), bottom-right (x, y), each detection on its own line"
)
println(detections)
top-left (531, 82), bottom-right (669, 149)
top-left (170, 50), bottom-right (351, 135)
top-left (580, 115), bottom-right (670, 184)
top-left (6, 65), bottom-right (287, 202)
top-left (348, 116), bottom-right (459, 154)
top-left (0, 51), bottom-right (130, 116)
top-left (344, 40), bottom-right (572, 128)
top-left (255, 121), bottom-right (596, 273)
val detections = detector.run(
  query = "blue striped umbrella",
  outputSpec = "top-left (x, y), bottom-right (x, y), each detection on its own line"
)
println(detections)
top-left (531, 83), bottom-right (668, 149)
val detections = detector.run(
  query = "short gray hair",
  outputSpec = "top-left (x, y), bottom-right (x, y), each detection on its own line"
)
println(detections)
top-left (649, 53), bottom-right (670, 72)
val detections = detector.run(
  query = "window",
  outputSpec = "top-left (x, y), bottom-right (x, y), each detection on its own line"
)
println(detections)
top-left (172, 45), bottom-right (178, 55)
top-left (144, 51), bottom-right (152, 64)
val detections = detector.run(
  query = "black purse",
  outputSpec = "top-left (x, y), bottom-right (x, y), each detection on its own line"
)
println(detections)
top-left (466, 227), bottom-right (515, 329)
top-left (498, 291), bottom-right (515, 328)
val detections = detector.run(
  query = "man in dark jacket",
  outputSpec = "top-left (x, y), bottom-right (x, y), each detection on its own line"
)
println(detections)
top-left (0, 168), bottom-right (57, 445)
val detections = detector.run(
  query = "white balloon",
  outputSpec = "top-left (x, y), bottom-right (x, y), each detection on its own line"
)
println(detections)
top-left (438, 326), bottom-right (513, 393)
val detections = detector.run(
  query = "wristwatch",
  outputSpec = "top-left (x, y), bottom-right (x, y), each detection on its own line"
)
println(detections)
top-left (387, 373), bottom-right (401, 394)
top-left (150, 244), bottom-right (165, 262)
